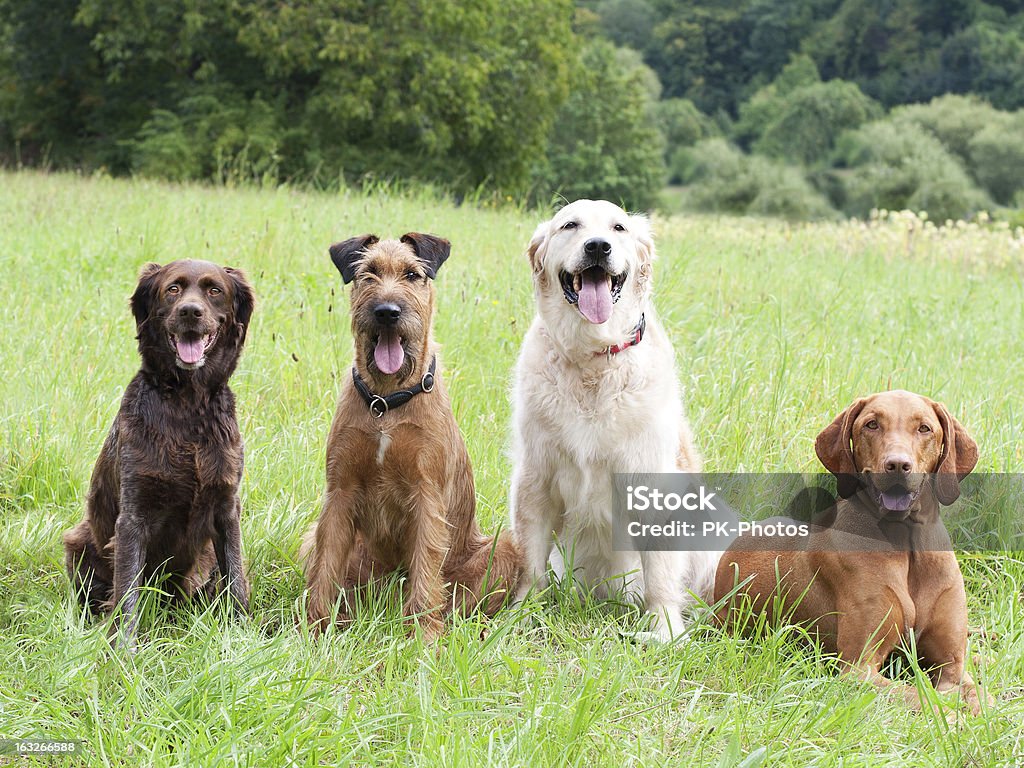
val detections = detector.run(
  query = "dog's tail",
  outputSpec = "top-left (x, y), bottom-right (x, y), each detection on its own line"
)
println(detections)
top-left (446, 529), bottom-right (523, 617)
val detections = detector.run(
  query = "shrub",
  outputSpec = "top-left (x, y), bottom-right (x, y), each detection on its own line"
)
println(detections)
top-left (130, 110), bottom-right (202, 182)
top-left (656, 98), bottom-right (718, 150)
top-left (657, 98), bottom-right (719, 182)
top-left (676, 138), bottom-right (836, 220)
top-left (833, 120), bottom-right (992, 220)
top-left (889, 94), bottom-right (1004, 164)
top-left (130, 91), bottom-right (282, 185)
top-left (968, 114), bottom-right (1024, 206)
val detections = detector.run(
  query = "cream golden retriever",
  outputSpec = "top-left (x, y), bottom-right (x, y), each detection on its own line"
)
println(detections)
top-left (510, 199), bottom-right (718, 641)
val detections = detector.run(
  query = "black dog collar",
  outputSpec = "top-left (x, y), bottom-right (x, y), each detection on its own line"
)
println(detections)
top-left (352, 356), bottom-right (437, 418)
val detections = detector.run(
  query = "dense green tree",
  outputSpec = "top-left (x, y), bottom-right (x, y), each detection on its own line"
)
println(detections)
top-left (732, 55), bottom-right (821, 149)
top-left (645, 4), bottom-right (751, 114)
top-left (887, 94), bottom-right (1024, 203)
top-left (754, 80), bottom-right (881, 165)
top-left (532, 40), bottom-right (666, 209)
top-left (890, 94), bottom-right (1004, 162)
top-left (235, 0), bottom-right (575, 191)
top-left (933, 18), bottom-right (1024, 109)
top-left (656, 98), bottom-right (718, 149)
top-left (0, 0), bottom-right (101, 165)
top-left (741, 0), bottom-right (836, 88)
top-left (595, 0), bottom-right (656, 51)
top-left (1, 0), bottom-right (576, 194)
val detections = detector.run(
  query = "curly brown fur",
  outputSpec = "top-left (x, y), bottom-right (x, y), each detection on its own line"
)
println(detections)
top-left (63, 259), bottom-right (254, 651)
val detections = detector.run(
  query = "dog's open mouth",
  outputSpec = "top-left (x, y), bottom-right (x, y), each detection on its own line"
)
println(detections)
top-left (870, 481), bottom-right (921, 514)
top-left (169, 331), bottom-right (217, 369)
top-left (373, 328), bottom-right (404, 376)
top-left (559, 266), bottom-right (626, 324)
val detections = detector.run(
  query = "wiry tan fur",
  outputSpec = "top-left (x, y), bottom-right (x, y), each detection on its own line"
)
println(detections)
top-left (303, 236), bottom-right (521, 641)
top-left (510, 199), bottom-right (719, 642)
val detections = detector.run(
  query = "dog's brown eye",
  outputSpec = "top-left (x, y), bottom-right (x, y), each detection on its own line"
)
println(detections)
top-left (405, 270), bottom-right (421, 281)
top-left (865, 419), bottom-right (879, 430)
top-left (208, 286), bottom-right (222, 296)
top-left (613, 223), bottom-right (626, 232)
top-left (167, 285), bottom-right (180, 295)
top-left (918, 424), bottom-right (932, 433)
top-left (561, 221), bottom-right (578, 230)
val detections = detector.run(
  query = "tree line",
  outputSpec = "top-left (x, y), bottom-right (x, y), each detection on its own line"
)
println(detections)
top-left (2, 0), bottom-right (1022, 219)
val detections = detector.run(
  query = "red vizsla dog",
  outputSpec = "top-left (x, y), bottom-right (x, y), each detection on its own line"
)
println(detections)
top-left (715, 390), bottom-right (988, 714)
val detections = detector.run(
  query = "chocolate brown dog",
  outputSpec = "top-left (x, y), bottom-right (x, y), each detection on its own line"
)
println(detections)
top-left (303, 234), bottom-right (521, 641)
top-left (715, 390), bottom-right (987, 713)
top-left (64, 260), bottom-right (254, 651)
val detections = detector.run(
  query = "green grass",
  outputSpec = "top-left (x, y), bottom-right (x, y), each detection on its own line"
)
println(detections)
top-left (1, 171), bottom-right (1022, 766)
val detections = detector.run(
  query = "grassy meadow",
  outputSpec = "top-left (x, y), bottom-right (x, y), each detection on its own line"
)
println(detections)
top-left (1, 171), bottom-right (1022, 766)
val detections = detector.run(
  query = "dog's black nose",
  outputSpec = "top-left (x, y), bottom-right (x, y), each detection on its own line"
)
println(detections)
top-left (374, 303), bottom-right (401, 326)
top-left (177, 303), bottom-right (204, 319)
top-left (883, 454), bottom-right (913, 473)
top-left (584, 238), bottom-right (612, 258)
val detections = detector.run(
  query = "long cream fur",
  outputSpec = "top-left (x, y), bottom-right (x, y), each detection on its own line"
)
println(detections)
top-left (509, 199), bottom-right (719, 641)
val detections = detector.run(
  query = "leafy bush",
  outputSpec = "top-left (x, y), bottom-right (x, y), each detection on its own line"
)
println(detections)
top-left (130, 110), bottom-right (202, 182)
top-left (889, 94), bottom-right (1004, 164)
top-left (675, 138), bottom-right (836, 220)
top-left (969, 113), bottom-right (1024, 206)
top-left (833, 120), bottom-right (992, 220)
top-left (131, 91), bottom-right (282, 185)
top-left (656, 98), bottom-right (719, 182)
top-left (754, 79), bottom-right (881, 166)
top-left (656, 98), bottom-right (718, 149)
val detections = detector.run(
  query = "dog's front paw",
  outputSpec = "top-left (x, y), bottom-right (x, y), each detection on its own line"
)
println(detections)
top-left (645, 606), bottom-right (689, 644)
top-left (410, 617), bottom-right (445, 645)
top-left (107, 623), bottom-right (138, 655)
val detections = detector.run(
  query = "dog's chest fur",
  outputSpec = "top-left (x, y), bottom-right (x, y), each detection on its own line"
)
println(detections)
top-left (117, 378), bottom-right (242, 515)
top-left (519, 322), bottom-right (684, 471)
top-left (328, 396), bottom-right (463, 567)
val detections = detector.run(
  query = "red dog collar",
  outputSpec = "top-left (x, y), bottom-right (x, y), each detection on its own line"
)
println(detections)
top-left (599, 314), bottom-right (646, 357)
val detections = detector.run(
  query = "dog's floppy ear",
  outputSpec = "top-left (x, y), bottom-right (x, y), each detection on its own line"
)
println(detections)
top-left (815, 397), bottom-right (867, 498)
top-left (329, 235), bottom-right (379, 284)
top-left (629, 213), bottom-right (656, 259)
top-left (527, 221), bottom-right (549, 275)
top-left (401, 232), bottom-right (451, 279)
top-left (224, 267), bottom-right (256, 336)
top-left (629, 212), bottom-right (656, 280)
top-left (130, 262), bottom-right (163, 328)
top-left (929, 399), bottom-right (978, 505)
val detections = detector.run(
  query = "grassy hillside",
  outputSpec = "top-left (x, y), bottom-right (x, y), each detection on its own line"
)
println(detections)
top-left (1, 172), bottom-right (1022, 766)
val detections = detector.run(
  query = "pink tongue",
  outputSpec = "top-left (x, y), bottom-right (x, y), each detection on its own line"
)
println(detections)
top-left (881, 490), bottom-right (913, 512)
top-left (374, 331), bottom-right (404, 375)
top-left (577, 269), bottom-right (612, 324)
top-left (176, 338), bottom-right (205, 364)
